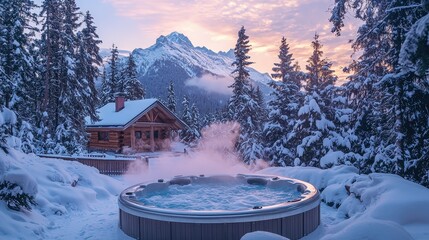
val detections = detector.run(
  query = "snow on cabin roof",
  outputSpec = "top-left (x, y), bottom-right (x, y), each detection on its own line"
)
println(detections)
top-left (85, 98), bottom-right (158, 127)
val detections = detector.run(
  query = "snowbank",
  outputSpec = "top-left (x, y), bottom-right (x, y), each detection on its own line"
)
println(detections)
top-left (0, 149), bottom-right (125, 239)
top-left (259, 166), bottom-right (429, 240)
top-left (241, 231), bottom-right (290, 240)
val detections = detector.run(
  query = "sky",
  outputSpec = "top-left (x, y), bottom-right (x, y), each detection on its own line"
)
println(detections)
top-left (73, 0), bottom-right (359, 80)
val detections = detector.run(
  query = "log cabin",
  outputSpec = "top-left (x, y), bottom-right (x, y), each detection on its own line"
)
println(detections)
top-left (85, 95), bottom-right (187, 152)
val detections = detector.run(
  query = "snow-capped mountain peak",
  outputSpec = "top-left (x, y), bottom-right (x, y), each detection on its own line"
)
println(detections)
top-left (104, 32), bottom-right (272, 114)
top-left (155, 31), bottom-right (194, 48)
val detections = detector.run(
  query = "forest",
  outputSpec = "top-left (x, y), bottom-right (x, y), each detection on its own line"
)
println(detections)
top-left (1, 0), bottom-right (429, 188)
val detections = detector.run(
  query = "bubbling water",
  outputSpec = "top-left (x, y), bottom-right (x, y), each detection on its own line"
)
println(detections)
top-left (137, 182), bottom-right (302, 211)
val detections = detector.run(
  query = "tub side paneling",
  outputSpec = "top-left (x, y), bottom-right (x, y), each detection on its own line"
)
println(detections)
top-left (120, 209), bottom-right (140, 239)
top-left (171, 222), bottom-right (202, 240)
top-left (252, 218), bottom-right (282, 236)
top-left (226, 222), bottom-right (252, 239)
top-left (201, 223), bottom-right (227, 240)
top-left (303, 205), bottom-right (320, 236)
top-left (282, 213), bottom-right (304, 240)
top-left (140, 218), bottom-right (171, 240)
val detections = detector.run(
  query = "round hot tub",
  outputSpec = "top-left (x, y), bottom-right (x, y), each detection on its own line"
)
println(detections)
top-left (119, 174), bottom-right (320, 240)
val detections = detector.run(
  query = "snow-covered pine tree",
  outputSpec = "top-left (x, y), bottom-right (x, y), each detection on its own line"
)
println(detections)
top-left (167, 80), bottom-right (176, 113)
top-left (191, 103), bottom-right (201, 133)
top-left (238, 85), bottom-right (266, 164)
top-left (100, 44), bottom-right (120, 105)
top-left (38, 0), bottom-right (65, 152)
top-left (0, 0), bottom-right (37, 109)
top-left (99, 67), bottom-right (110, 107)
top-left (53, 0), bottom-right (87, 154)
top-left (228, 26), bottom-right (265, 164)
top-left (253, 86), bottom-right (266, 119)
top-left (200, 113), bottom-right (217, 129)
top-left (330, 0), bottom-right (429, 186)
top-left (180, 96), bottom-right (200, 144)
top-left (289, 33), bottom-right (347, 167)
top-left (264, 37), bottom-right (302, 166)
top-left (122, 53), bottom-right (145, 100)
top-left (37, 0), bottom-right (102, 154)
top-left (76, 11), bottom-right (102, 122)
top-left (228, 26), bottom-right (253, 120)
top-left (0, 0), bottom-right (39, 153)
top-left (395, 7), bottom-right (429, 186)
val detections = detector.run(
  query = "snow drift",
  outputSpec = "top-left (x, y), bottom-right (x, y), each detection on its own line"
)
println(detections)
top-left (259, 166), bottom-right (429, 240)
top-left (0, 149), bottom-right (124, 239)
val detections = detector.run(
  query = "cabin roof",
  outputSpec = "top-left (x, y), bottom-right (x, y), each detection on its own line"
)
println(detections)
top-left (85, 98), bottom-right (186, 129)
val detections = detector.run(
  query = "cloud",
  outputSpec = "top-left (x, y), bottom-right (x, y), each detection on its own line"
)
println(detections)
top-left (103, 0), bottom-right (359, 83)
top-left (185, 74), bottom-right (233, 95)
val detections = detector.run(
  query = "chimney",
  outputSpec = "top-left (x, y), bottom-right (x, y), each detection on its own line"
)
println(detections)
top-left (115, 93), bottom-right (125, 112)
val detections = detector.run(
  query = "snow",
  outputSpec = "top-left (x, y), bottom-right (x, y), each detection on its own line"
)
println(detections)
top-left (3, 170), bottom-right (38, 196)
top-left (1, 108), bottom-right (17, 125)
top-left (1, 149), bottom-right (429, 239)
top-left (259, 166), bottom-right (429, 240)
top-left (241, 231), bottom-right (290, 240)
top-left (399, 12), bottom-right (429, 75)
top-left (298, 98), bottom-right (321, 116)
top-left (85, 98), bottom-right (157, 126)
top-left (320, 151), bottom-right (345, 168)
top-left (0, 149), bottom-right (126, 240)
top-left (316, 117), bottom-right (335, 130)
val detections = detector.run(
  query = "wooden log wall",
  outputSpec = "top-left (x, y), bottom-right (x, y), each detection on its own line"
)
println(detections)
top-left (87, 131), bottom-right (122, 151)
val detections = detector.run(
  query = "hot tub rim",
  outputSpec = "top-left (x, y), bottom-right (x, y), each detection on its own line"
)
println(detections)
top-left (118, 174), bottom-right (320, 223)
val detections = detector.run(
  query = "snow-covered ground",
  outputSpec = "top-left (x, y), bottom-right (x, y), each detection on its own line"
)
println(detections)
top-left (1, 146), bottom-right (429, 240)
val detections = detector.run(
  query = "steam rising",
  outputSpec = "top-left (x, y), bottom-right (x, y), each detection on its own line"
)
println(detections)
top-left (123, 122), bottom-right (267, 184)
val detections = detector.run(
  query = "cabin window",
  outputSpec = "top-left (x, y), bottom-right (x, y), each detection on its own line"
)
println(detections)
top-left (154, 130), bottom-right (159, 139)
top-left (135, 131), bottom-right (142, 139)
top-left (145, 131), bottom-right (150, 139)
top-left (98, 132), bottom-right (109, 141)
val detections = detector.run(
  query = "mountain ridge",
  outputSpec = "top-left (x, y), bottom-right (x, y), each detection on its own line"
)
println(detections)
top-left (102, 32), bottom-right (273, 114)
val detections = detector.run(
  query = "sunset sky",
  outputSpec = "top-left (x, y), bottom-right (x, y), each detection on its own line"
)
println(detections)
top-left (73, 0), bottom-right (359, 81)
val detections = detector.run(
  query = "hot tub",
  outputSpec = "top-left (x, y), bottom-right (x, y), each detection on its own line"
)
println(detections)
top-left (119, 174), bottom-right (320, 240)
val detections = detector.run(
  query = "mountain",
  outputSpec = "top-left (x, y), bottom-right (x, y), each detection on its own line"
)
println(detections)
top-left (107, 32), bottom-right (273, 115)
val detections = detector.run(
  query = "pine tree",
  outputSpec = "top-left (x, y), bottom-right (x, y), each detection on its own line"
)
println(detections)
top-left (288, 33), bottom-right (347, 167)
top-left (99, 67), bottom-right (110, 106)
top-left (100, 44), bottom-right (120, 104)
top-left (0, 0), bottom-right (37, 109)
top-left (75, 11), bottom-right (102, 122)
top-left (271, 37), bottom-right (297, 83)
top-left (37, 0), bottom-right (102, 153)
top-left (0, 108), bottom-right (17, 153)
top-left (330, 0), bottom-right (429, 186)
top-left (54, 0), bottom-right (86, 154)
top-left (0, 0), bottom-right (39, 154)
top-left (228, 26), bottom-right (253, 120)
top-left (264, 37), bottom-right (302, 166)
top-left (191, 103), bottom-right (201, 132)
top-left (228, 26), bottom-right (265, 164)
top-left (122, 53), bottom-right (145, 100)
top-left (38, 0), bottom-right (64, 152)
top-left (180, 96), bottom-right (200, 143)
top-left (167, 81), bottom-right (176, 113)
